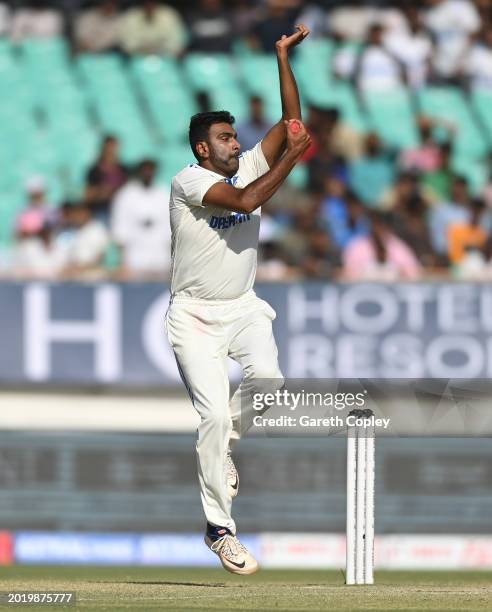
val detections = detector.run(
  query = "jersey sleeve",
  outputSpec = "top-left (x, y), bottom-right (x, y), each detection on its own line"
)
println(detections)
top-left (238, 141), bottom-right (270, 183)
top-left (174, 166), bottom-right (223, 208)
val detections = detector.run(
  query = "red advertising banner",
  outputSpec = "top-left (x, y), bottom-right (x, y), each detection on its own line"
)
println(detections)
top-left (0, 532), bottom-right (13, 565)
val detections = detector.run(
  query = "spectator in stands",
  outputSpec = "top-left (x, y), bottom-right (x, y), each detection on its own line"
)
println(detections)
top-left (390, 181), bottom-right (438, 267)
top-left (231, 0), bottom-right (261, 40)
top-left (302, 227), bottom-right (340, 279)
top-left (342, 211), bottom-right (422, 281)
top-left (15, 176), bottom-right (58, 239)
top-left (10, 0), bottom-right (63, 42)
top-left (429, 175), bottom-right (471, 257)
top-left (422, 141), bottom-right (455, 201)
top-left (13, 222), bottom-right (65, 280)
top-left (236, 96), bottom-right (273, 153)
top-left (187, 0), bottom-right (233, 53)
top-left (74, 0), bottom-right (122, 54)
top-left (448, 197), bottom-right (488, 264)
top-left (295, 2), bottom-right (327, 39)
top-left (304, 108), bottom-right (362, 194)
top-left (60, 204), bottom-right (110, 279)
top-left (257, 241), bottom-right (298, 281)
top-left (353, 23), bottom-right (406, 92)
top-left (0, 2), bottom-right (11, 36)
top-left (349, 132), bottom-right (395, 207)
top-left (454, 244), bottom-right (490, 279)
top-left (316, 108), bottom-right (364, 162)
top-left (424, 0), bottom-right (481, 83)
top-left (277, 205), bottom-right (324, 268)
top-left (482, 152), bottom-right (492, 208)
top-left (381, 170), bottom-right (436, 210)
top-left (110, 159), bottom-right (171, 279)
top-left (307, 142), bottom-right (347, 195)
top-left (119, 0), bottom-right (187, 57)
top-left (322, 181), bottom-right (370, 249)
top-left (329, 4), bottom-right (375, 42)
top-left (475, 0), bottom-right (492, 24)
top-left (454, 230), bottom-right (492, 280)
top-left (84, 135), bottom-right (128, 223)
top-left (399, 116), bottom-right (454, 174)
top-left (384, 5), bottom-right (433, 89)
top-left (463, 26), bottom-right (492, 90)
top-left (249, 0), bottom-right (298, 52)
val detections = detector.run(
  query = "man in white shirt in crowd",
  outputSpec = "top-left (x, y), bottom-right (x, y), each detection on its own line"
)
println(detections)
top-left (384, 5), bottom-right (433, 90)
top-left (62, 204), bottom-right (110, 278)
top-left (424, 0), bottom-right (480, 81)
top-left (464, 27), bottom-right (492, 90)
top-left (166, 24), bottom-right (311, 575)
top-left (74, 0), bottom-right (121, 54)
top-left (355, 23), bottom-right (405, 92)
top-left (111, 159), bottom-right (171, 279)
top-left (10, 0), bottom-right (63, 42)
top-left (118, 0), bottom-right (187, 56)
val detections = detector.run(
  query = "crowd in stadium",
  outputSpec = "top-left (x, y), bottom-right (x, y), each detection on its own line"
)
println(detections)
top-left (2, 0), bottom-right (492, 281)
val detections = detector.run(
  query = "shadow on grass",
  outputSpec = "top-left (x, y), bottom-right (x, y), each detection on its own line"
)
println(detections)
top-left (96, 581), bottom-right (227, 588)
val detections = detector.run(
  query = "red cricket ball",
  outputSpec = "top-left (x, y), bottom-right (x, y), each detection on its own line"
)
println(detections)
top-left (289, 120), bottom-right (301, 134)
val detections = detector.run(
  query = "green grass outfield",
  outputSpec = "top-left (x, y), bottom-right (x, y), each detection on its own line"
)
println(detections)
top-left (0, 566), bottom-right (491, 611)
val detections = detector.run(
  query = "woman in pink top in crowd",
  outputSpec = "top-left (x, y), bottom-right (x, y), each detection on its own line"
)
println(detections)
top-left (342, 211), bottom-right (422, 281)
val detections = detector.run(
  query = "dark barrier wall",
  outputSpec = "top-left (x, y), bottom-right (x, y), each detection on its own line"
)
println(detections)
top-left (0, 432), bottom-right (491, 533)
top-left (1, 281), bottom-right (492, 385)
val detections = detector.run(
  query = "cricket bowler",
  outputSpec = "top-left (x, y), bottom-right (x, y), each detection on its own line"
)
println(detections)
top-left (165, 24), bottom-right (311, 574)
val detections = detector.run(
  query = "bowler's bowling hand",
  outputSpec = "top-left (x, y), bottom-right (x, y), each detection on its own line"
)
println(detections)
top-left (275, 24), bottom-right (310, 54)
top-left (285, 119), bottom-right (311, 157)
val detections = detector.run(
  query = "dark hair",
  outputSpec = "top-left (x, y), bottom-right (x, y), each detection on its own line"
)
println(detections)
top-left (453, 174), bottom-right (468, 187)
top-left (323, 107), bottom-right (340, 123)
top-left (189, 111), bottom-right (235, 161)
top-left (137, 158), bottom-right (157, 170)
top-left (369, 211), bottom-right (392, 263)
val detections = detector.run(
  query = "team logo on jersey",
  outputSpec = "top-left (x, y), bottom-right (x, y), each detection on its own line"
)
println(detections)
top-left (209, 213), bottom-right (251, 229)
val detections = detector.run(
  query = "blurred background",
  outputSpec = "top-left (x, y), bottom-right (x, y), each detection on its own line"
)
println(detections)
top-left (1, 0), bottom-right (492, 571)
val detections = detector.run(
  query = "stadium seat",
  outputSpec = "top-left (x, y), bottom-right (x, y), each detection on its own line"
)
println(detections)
top-left (416, 87), bottom-right (488, 161)
top-left (294, 39), bottom-right (334, 103)
top-left (183, 53), bottom-right (237, 93)
top-left (19, 37), bottom-right (69, 67)
top-left (470, 90), bottom-right (492, 147)
top-left (208, 86), bottom-right (249, 123)
top-left (234, 55), bottom-right (282, 121)
top-left (452, 155), bottom-right (488, 195)
top-left (287, 163), bottom-right (308, 190)
top-left (0, 189), bottom-right (24, 247)
top-left (77, 53), bottom-right (156, 165)
top-left (157, 144), bottom-right (194, 185)
top-left (363, 89), bottom-right (418, 149)
top-left (0, 38), bottom-right (12, 56)
top-left (130, 56), bottom-right (197, 143)
top-left (238, 54), bottom-right (278, 97)
top-left (306, 81), bottom-right (367, 132)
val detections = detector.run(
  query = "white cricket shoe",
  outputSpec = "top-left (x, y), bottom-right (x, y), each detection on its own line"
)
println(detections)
top-left (225, 450), bottom-right (239, 498)
top-left (205, 526), bottom-right (259, 575)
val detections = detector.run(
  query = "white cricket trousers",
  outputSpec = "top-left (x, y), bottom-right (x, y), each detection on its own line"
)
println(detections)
top-left (165, 289), bottom-right (284, 534)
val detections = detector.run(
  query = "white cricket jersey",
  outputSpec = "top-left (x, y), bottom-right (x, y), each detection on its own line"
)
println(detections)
top-left (169, 141), bottom-right (269, 299)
